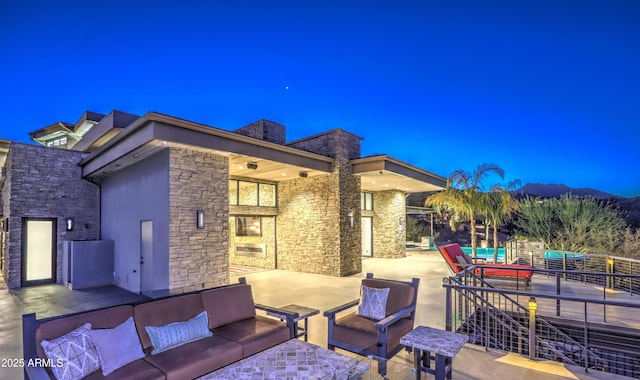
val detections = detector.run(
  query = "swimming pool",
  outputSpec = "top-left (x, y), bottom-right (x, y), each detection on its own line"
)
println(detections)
top-left (460, 247), bottom-right (584, 262)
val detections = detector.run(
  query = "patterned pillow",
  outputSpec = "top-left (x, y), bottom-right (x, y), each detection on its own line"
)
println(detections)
top-left (89, 317), bottom-right (145, 376)
top-left (145, 311), bottom-right (213, 355)
top-left (356, 285), bottom-right (390, 320)
top-left (41, 323), bottom-right (100, 380)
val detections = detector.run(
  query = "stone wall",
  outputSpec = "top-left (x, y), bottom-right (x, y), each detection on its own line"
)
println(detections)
top-left (279, 129), bottom-right (362, 276)
top-left (1, 143), bottom-right (100, 289)
top-left (287, 128), bottom-right (361, 160)
top-left (233, 119), bottom-right (286, 145)
top-left (168, 147), bottom-right (229, 293)
top-left (373, 190), bottom-right (406, 258)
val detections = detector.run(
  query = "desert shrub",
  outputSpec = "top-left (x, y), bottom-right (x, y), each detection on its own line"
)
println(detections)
top-left (515, 195), bottom-right (627, 254)
top-left (620, 228), bottom-right (640, 259)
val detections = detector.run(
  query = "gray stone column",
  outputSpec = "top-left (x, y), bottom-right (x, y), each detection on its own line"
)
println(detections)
top-left (168, 147), bottom-right (229, 293)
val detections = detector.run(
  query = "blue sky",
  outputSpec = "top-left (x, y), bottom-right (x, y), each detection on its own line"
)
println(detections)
top-left (1, 1), bottom-right (639, 196)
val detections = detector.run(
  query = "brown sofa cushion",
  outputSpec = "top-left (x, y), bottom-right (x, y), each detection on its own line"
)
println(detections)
top-left (133, 293), bottom-right (203, 350)
top-left (333, 313), bottom-right (414, 355)
top-left (35, 305), bottom-right (133, 360)
top-left (213, 316), bottom-right (290, 357)
top-left (362, 278), bottom-right (415, 316)
top-left (201, 284), bottom-right (256, 329)
top-left (83, 359), bottom-right (164, 380)
top-left (142, 335), bottom-right (243, 380)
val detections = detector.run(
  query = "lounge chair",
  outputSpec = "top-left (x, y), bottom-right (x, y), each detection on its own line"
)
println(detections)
top-left (324, 273), bottom-right (420, 376)
top-left (438, 243), bottom-right (534, 286)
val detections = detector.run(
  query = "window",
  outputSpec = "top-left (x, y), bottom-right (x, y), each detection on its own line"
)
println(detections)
top-left (229, 180), bottom-right (277, 207)
top-left (259, 184), bottom-right (276, 207)
top-left (238, 181), bottom-right (258, 206)
top-left (46, 137), bottom-right (67, 147)
top-left (229, 181), bottom-right (238, 205)
top-left (361, 192), bottom-right (373, 211)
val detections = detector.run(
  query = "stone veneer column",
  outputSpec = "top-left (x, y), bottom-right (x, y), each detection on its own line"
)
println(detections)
top-left (373, 190), bottom-right (406, 258)
top-left (279, 129), bottom-right (362, 276)
top-left (168, 147), bottom-right (229, 292)
top-left (1, 143), bottom-right (99, 289)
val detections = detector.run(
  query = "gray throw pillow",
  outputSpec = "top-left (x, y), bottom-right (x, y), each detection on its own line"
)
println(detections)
top-left (89, 317), bottom-right (145, 376)
top-left (356, 285), bottom-right (390, 320)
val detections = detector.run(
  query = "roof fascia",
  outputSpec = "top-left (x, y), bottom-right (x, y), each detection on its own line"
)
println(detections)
top-left (350, 155), bottom-right (447, 188)
top-left (79, 112), bottom-right (334, 177)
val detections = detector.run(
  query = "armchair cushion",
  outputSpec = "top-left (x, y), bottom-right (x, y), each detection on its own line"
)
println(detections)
top-left (333, 313), bottom-right (414, 355)
top-left (356, 286), bottom-right (390, 320)
top-left (362, 278), bottom-right (416, 316)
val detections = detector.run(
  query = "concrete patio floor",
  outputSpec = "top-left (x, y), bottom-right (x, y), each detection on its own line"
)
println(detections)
top-left (0, 250), bottom-right (634, 380)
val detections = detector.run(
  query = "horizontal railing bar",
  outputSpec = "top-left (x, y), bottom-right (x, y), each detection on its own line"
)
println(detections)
top-left (462, 265), bottom-right (640, 279)
top-left (443, 283), bottom-right (640, 308)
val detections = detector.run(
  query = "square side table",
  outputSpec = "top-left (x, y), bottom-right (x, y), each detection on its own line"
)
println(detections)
top-left (400, 326), bottom-right (468, 380)
top-left (267, 304), bottom-right (319, 341)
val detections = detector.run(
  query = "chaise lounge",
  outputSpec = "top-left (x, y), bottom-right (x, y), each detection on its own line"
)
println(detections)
top-left (438, 243), bottom-right (534, 286)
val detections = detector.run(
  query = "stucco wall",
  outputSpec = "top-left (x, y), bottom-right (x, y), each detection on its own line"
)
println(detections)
top-left (100, 149), bottom-right (170, 293)
top-left (168, 147), bottom-right (229, 293)
top-left (1, 143), bottom-right (99, 289)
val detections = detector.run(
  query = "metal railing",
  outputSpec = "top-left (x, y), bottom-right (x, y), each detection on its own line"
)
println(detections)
top-left (504, 240), bottom-right (640, 296)
top-left (444, 266), bottom-right (640, 377)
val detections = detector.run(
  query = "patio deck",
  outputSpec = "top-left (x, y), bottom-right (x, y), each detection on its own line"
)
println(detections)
top-left (1, 250), bottom-right (636, 380)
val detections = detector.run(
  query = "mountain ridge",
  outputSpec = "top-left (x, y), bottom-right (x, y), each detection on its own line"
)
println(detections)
top-left (518, 183), bottom-right (619, 199)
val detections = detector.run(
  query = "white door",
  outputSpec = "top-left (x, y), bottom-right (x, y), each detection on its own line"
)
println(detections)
top-left (22, 219), bottom-right (56, 286)
top-left (140, 220), bottom-right (153, 293)
top-left (361, 217), bottom-right (373, 257)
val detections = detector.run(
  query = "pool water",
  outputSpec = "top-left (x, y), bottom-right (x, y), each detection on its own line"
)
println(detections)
top-left (460, 247), bottom-right (582, 262)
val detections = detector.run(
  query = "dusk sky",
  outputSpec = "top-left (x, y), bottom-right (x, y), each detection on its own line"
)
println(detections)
top-left (1, 1), bottom-right (639, 196)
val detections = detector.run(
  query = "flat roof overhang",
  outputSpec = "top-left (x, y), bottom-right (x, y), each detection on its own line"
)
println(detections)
top-left (79, 112), bottom-right (334, 180)
top-left (350, 155), bottom-right (446, 193)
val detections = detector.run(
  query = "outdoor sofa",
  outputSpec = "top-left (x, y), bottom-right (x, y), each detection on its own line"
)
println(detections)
top-left (438, 243), bottom-right (534, 286)
top-left (22, 278), bottom-right (296, 380)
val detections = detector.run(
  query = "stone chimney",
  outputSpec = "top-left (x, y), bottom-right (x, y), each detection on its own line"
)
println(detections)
top-left (233, 119), bottom-right (286, 145)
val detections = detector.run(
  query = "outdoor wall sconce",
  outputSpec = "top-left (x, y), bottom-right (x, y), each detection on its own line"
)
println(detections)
top-left (299, 171), bottom-right (308, 178)
top-left (197, 210), bottom-right (205, 229)
top-left (247, 162), bottom-right (258, 170)
top-left (66, 218), bottom-right (74, 231)
top-left (2, 218), bottom-right (7, 232)
top-left (348, 211), bottom-right (354, 228)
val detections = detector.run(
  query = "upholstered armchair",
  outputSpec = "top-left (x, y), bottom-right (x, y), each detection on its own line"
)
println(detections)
top-left (324, 273), bottom-right (420, 376)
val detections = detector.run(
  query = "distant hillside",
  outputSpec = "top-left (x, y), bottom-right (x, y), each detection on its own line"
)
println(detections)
top-left (518, 183), bottom-right (619, 199)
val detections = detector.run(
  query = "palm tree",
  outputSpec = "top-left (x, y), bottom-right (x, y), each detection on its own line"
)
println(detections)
top-left (426, 163), bottom-right (504, 258)
top-left (484, 180), bottom-right (520, 262)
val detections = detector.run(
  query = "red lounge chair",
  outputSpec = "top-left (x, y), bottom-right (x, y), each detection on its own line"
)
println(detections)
top-left (438, 243), bottom-right (534, 286)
